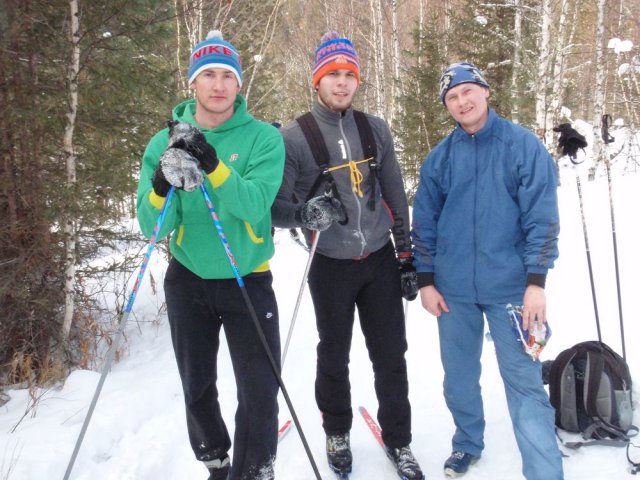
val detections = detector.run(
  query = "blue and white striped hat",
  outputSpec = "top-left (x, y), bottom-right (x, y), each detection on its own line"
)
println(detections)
top-left (188, 30), bottom-right (242, 86)
top-left (438, 62), bottom-right (489, 103)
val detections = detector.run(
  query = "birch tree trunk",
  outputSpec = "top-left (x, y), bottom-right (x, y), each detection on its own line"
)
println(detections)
top-left (390, 0), bottom-right (401, 124)
top-left (545, 0), bottom-right (571, 147)
top-left (174, 0), bottom-right (186, 92)
top-left (370, 0), bottom-right (385, 117)
top-left (510, 0), bottom-right (522, 123)
top-left (62, 0), bottom-right (81, 339)
top-left (535, 0), bottom-right (552, 140)
top-left (589, 0), bottom-right (607, 179)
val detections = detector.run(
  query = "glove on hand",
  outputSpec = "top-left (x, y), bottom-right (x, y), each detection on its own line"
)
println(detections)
top-left (398, 254), bottom-right (418, 301)
top-left (151, 164), bottom-right (171, 197)
top-left (157, 147), bottom-right (203, 192)
top-left (553, 123), bottom-right (587, 162)
top-left (297, 194), bottom-right (345, 231)
top-left (168, 121), bottom-right (219, 174)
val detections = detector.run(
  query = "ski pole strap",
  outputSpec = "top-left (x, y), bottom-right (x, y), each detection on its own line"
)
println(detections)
top-left (601, 114), bottom-right (615, 144)
top-left (628, 441), bottom-right (640, 474)
top-left (199, 185), bottom-right (244, 287)
top-left (126, 187), bottom-right (175, 312)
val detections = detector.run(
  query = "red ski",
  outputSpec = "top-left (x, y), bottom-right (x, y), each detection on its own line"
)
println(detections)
top-left (278, 419), bottom-right (293, 442)
top-left (359, 406), bottom-right (426, 480)
top-left (358, 406), bottom-right (384, 449)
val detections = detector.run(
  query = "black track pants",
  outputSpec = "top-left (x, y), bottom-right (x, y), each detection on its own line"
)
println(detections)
top-left (308, 241), bottom-right (412, 448)
top-left (164, 259), bottom-right (280, 480)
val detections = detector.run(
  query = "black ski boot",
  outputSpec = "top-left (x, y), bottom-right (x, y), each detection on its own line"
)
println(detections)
top-left (385, 445), bottom-right (425, 480)
top-left (326, 432), bottom-right (352, 476)
top-left (206, 454), bottom-right (230, 480)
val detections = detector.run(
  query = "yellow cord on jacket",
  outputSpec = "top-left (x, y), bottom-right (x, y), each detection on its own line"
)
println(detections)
top-left (327, 157), bottom-right (373, 198)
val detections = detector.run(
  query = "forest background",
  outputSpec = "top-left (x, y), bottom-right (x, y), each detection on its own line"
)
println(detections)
top-left (0, 0), bottom-right (638, 389)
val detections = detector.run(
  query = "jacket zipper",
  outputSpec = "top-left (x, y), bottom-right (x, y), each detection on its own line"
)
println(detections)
top-left (338, 116), bottom-right (366, 257)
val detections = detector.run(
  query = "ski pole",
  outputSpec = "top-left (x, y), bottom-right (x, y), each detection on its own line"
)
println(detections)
top-left (281, 230), bottom-right (319, 366)
top-left (289, 227), bottom-right (310, 252)
top-left (63, 186), bottom-right (175, 480)
top-left (199, 185), bottom-right (322, 480)
top-left (573, 165), bottom-right (602, 341)
top-left (553, 122), bottom-right (602, 341)
top-left (403, 298), bottom-right (409, 323)
top-left (601, 114), bottom-right (627, 360)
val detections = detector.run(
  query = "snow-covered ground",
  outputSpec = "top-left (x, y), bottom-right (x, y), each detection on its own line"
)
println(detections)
top-left (1, 148), bottom-right (639, 479)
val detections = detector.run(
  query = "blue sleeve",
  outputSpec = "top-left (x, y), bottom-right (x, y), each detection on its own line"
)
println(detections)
top-left (411, 153), bottom-right (443, 274)
top-left (517, 134), bottom-right (560, 274)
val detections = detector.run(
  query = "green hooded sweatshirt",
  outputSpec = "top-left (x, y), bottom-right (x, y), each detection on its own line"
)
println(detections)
top-left (136, 95), bottom-right (285, 279)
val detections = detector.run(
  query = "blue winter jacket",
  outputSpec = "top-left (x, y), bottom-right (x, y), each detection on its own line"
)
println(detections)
top-left (411, 108), bottom-right (560, 304)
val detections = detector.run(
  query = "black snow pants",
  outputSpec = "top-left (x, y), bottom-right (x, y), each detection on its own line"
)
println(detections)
top-left (308, 240), bottom-right (412, 448)
top-left (164, 259), bottom-right (280, 480)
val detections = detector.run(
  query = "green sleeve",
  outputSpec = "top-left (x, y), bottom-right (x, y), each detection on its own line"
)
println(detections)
top-left (209, 127), bottom-right (285, 224)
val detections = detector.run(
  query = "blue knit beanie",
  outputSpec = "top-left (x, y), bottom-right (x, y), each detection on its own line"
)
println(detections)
top-left (188, 30), bottom-right (242, 86)
top-left (438, 62), bottom-right (489, 103)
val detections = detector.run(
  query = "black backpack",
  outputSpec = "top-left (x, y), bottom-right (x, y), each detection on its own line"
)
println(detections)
top-left (548, 340), bottom-right (637, 448)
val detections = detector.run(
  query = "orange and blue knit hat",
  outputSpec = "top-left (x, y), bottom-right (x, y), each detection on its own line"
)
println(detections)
top-left (312, 32), bottom-right (360, 88)
top-left (188, 30), bottom-right (242, 86)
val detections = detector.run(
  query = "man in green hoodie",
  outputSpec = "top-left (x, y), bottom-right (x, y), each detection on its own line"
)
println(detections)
top-left (136, 30), bottom-right (284, 480)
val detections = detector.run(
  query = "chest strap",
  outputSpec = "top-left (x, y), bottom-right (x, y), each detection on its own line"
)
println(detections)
top-left (296, 110), bottom-right (379, 213)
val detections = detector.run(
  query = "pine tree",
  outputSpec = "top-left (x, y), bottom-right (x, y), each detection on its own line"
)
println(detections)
top-left (394, 24), bottom-right (450, 203)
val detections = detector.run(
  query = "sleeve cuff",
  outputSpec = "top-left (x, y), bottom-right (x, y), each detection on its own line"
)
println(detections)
top-left (207, 162), bottom-right (231, 188)
top-left (527, 273), bottom-right (547, 288)
top-left (149, 190), bottom-right (167, 209)
top-left (417, 272), bottom-right (435, 288)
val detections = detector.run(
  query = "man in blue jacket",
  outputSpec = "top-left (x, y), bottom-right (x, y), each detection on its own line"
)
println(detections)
top-left (411, 62), bottom-right (563, 480)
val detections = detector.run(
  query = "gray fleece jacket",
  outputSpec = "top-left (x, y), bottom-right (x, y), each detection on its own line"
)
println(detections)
top-left (271, 102), bottom-right (411, 260)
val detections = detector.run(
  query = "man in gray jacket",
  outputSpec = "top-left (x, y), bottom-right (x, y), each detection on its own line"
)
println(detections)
top-left (271, 32), bottom-right (423, 480)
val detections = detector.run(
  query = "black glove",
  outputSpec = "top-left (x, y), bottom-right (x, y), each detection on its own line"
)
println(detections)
top-left (553, 123), bottom-right (587, 162)
top-left (167, 121), bottom-right (219, 174)
top-left (151, 164), bottom-right (171, 197)
top-left (398, 254), bottom-right (418, 301)
top-left (296, 194), bottom-right (345, 231)
top-left (157, 147), bottom-right (204, 192)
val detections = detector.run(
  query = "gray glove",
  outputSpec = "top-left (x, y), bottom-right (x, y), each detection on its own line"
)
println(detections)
top-left (158, 147), bottom-right (203, 192)
top-left (168, 121), bottom-right (219, 174)
top-left (297, 194), bottom-right (345, 231)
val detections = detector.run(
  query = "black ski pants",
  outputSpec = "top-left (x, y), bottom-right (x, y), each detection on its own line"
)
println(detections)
top-left (308, 240), bottom-right (412, 448)
top-left (164, 259), bottom-right (280, 480)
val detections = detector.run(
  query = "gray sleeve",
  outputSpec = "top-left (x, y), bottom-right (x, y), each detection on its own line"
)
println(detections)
top-left (372, 116), bottom-right (412, 255)
top-left (271, 125), bottom-right (304, 229)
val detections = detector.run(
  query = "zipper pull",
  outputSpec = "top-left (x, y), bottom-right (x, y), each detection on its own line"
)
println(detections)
top-left (338, 139), bottom-right (347, 160)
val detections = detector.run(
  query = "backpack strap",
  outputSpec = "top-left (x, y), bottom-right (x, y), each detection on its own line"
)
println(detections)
top-left (296, 112), bottom-right (332, 201)
top-left (558, 430), bottom-right (632, 449)
top-left (584, 348), bottom-right (631, 440)
top-left (296, 113), bottom-right (348, 225)
top-left (353, 110), bottom-right (379, 211)
top-left (548, 346), bottom-right (578, 428)
top-left (297, 111), bottom-right (379, 209)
